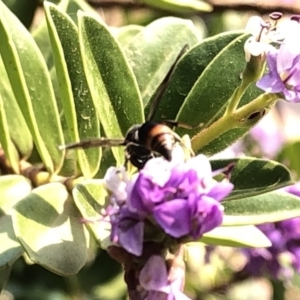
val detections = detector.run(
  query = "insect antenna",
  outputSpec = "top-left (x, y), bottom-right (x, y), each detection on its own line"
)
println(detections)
top-left (58, 138), bottom-right (126, 150)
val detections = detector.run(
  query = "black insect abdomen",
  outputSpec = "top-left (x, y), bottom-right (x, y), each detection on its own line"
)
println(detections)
top-left (138, 121), bottom-right (175, 161)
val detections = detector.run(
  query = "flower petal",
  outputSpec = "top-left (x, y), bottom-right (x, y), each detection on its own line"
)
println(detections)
top-left (139, 255), bottom-right (169, 291)
top-left (154, 200), bottom-right (190, 238)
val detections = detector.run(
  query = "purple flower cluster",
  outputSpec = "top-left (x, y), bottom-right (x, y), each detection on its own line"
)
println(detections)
top-left (256, 17), bottom-right (300, 102)
top-left (243, 183), bottom-right (300, 279)
top-left (105, 155), bottom-right (234, 257)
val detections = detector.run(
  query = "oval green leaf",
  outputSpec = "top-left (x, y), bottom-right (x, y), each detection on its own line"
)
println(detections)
top-left (0, 58), bottom-right (33, 159)
top-left (0, 93), bottom-right (20, 173)
top-left (0, 215), bottom-right (23, 269)
top-left (176, 33), bottom-right (250, 130)
top-left (45, 2), bottom-right (101, 178)
top-left (78, 12), bottom-right (144, 165)
top-left (201, 225), bottom-right (271, 248)
top-left (72, 180), bottom-right (111, 248)
top-left (223, 191), bottom-right (300, 226)
top-left (211, 157), bottom-right (294, 200)
top-left (167, 33), bottom-right (263, 154)
top-left (125, 17), bottom-right (199, 107)
top-left (0, 175), bottom-right (32, 212)
top-left (141, 0), bottom-right (212, 13)
top-left (2, 0), bottom-right (38, 28)
top-left (0, 1), bottom-right (64, 173)
top-left (111, 25), bottom-right (144, 46)
top-left (0, 175), bottom-right (31, 268)
top-left (33, 0), bottom-right (98, 69)
top-left (152, 31), bottom-right (244, 121)
top-left (12, 183), bottom-right (89, 275)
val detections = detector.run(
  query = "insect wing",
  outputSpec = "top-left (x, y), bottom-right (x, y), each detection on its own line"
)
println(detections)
top-left (147, 44), bottom-right (189, 121)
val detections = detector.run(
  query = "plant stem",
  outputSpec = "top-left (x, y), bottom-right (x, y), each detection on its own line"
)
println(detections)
top-left (225, 79), bottom-right (250, 116)
top-left (234, 93), bottom-right (278, 121)
top-left (191, 93), bottom-right (279, 152)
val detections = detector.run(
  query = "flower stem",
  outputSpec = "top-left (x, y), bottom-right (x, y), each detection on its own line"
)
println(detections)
top-left (191, 93), bottom-right (279, 152)
top-left (225, 79), bottom-right (250, 116)
top-left (233, 93), bottom-right (278, 120)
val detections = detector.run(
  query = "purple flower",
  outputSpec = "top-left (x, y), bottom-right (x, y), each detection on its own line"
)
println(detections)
top-left (130, 155), bottom-right (233, 240)
top-left (256, 19), bottom-right (300, 102)
top-left (110, 206), bottom-right (144, 256)
top-left (243, 214), bottom-right (300, 279)
top-left (104, 155), bottom-right (233, 256)
top-left (284, 181), bottom-right (300, 197)
top-left (243, 180), bottom-right (300, 279)
top-left (139, 255), bottom-right (190, 300)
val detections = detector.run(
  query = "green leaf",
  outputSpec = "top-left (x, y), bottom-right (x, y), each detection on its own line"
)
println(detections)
top-left (45, 2), bottom-right (101, 178)
top-left (153, 30), bottom-right (243, 122)
top-left (125, 17), bottom-right (199, 107)
top-left (197, 84), bottom-right (263, 156)
top-left (201, 225), bottom-right (271, 248)
top-left (0, 58), bottom-right (33, 159)
top-left (67, 0), bottom-right (99, 19)
top-left (211, 157), bottom-right (293, 200)
top-left (223, 191), bottom-right (300, 226)
top-left (2, 0), bottom-right (38, 28)
top-left (176, 33), bottom-right (250, 130)
top-left (112, 25), bottom-right (144, 46)
top-left (0, 175), bottom-right (32, 212)
top-left (78, 12), bottom-right (144, 165)
top-left (141, 0), bottom-right (212, 13)
top-left (0, 1), bottom-right (64, 173)
top-left (169, 33), bottom-right (263, 154)
top-left (73, 180), bottom-right (111, 248)
top-left (33, 0), bottom-right (97, 69)
top-left (0, 175), bottom-right (31, 268)
top-left (12, 183), bottom-right (89, 275)
top-left (0, 93), bottom-right (20, 173)
top-left (0, 214), bottom-right (23, 268)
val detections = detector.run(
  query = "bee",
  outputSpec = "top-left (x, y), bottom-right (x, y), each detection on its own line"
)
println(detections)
top-left (60, 45), bottom-right (190, 169)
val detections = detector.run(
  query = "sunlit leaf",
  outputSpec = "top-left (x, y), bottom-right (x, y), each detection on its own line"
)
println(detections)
top-left (12, 183), bottom-right (89, 275)
top-left (73, 180), bottom-right (111, 248)
top-left (0, 56), bottom-right (32, 160)
top-left (33, 0), bottom-right (97, 68)
top-left (112, 25), bottom-right (144, 46)
top-left (201, 225), bottom-right (271, 248)
top-left (0, 175), bottom-right (31, 268)
top-left (0, 1), bottom-right (64, 173)
top-left (78, 12), bottom-right (144, 165)
top-left (141, 0), bottom-right (212, 13)
top-left (45, 2), bottom-right (101, 178)
top-left (0, 93), bottom-right (20, 173)
top-left (223, 191), bottom-right (300, 226)
top-left (125, 17), bottom-right (199, 107)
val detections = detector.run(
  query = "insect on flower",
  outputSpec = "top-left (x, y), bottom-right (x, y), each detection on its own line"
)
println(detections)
top-left (59, 45), bottom-right (193, 169)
